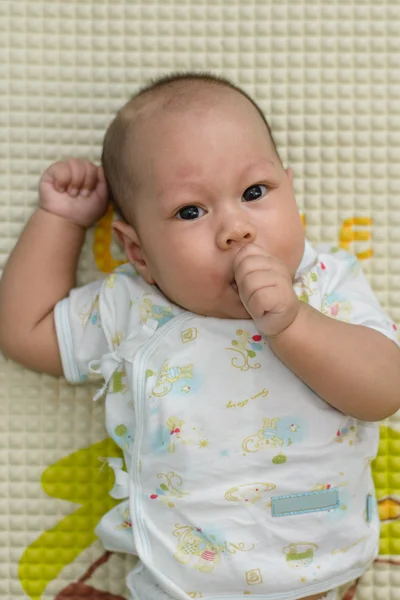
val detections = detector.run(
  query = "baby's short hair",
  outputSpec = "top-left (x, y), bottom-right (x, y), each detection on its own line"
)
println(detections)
top-left (102, 72), bottom-right (279, 223)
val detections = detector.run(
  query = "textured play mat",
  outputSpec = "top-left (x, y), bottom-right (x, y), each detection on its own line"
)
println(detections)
top-left (1, 1), bottom-right (400, 599)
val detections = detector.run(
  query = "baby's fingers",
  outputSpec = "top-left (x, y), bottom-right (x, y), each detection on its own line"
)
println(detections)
top-left (233, 243), bottom-right (269, 272)
top-left (234, 254), bottom-right (274, 286)
top-left (65, 159), bottom-right (93, 197)
top-left (246, 285), bottom-right (279, 319)
top-left (44, 159), bottom-right (87, 196)
top-left (77, 161), bottom-right (100, 197)
top-left (44, 161), bottom-right (74, 193)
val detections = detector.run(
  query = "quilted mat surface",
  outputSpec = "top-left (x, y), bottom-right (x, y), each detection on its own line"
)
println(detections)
top-left (1, 1), bottom-right (400, 599)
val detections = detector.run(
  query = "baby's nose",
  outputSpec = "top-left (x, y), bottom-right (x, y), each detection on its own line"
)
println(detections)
top-left (217, 219), bottom-right (256, 250)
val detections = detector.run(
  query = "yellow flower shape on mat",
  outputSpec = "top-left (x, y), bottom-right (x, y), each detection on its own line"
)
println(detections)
top-left (18, 438), bottom-right (123, 600)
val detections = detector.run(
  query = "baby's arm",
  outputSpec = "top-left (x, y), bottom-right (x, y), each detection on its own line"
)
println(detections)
top-left (0, 159), bottom-right (108, 376)
top-left (270, 301), bottom-right (400, 421)
top-left (234, 244), bottom-right (400, 422)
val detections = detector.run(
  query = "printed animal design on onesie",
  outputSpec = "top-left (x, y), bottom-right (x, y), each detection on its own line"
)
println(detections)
top-left (140, 297), bottom-right (173, 327)
top-left (172, 524), bottom-right (254, 573)
top-left (186, 594), bottom-right (203, 599)
top-left (242, 417), bottom-right (300, 463)
top-left (112, 424), bottom-right (134, 449)
top-left (335, 421), bottom-right (360, 446)
top-left (293, 264), bottom-right (319, 304)
top-left (322, 293), bottom-right (353, 321)
top-left (225, 482), bottom-right (276, 505)
top-left (283, 543), bottom-right (318, 570)
top-left (150, 471), bottom-right (189, 508)
top-left (78, 295), bottom-right (101, 328)
top-left (196, 542), bottom-right (223, 573)
top-left (226, 329), bottom-right (264, 371)
top-left (152, 361), bottom-right (194, 397)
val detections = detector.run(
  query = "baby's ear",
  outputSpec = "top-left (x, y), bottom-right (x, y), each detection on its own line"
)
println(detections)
top-left (112, 221), bottom-right (155, 284)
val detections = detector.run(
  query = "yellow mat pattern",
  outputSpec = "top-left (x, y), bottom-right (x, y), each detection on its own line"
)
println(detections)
top-left (1, 1), bottom-right (400, 599)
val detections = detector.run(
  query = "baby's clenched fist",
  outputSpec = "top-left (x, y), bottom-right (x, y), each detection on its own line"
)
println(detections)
top-left (233, 243), bottom-right (300, 337)
top-left (39, 159), bottom-right (108, 229)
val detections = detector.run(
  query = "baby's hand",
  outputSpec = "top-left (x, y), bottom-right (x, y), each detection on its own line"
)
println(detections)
top-left (233, 244), bottom-right (300, 337)
top-left (39, 159), bottom-right (108, 228)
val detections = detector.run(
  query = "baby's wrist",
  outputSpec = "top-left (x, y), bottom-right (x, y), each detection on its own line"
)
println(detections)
top-left (38, 206), bottom-right (89, 232)
top-left (266, 300), bottom-right (308, 347)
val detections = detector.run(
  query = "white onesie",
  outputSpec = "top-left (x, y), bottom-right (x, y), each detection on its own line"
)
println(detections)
top-left (55, 241), bottom-right (399, 600)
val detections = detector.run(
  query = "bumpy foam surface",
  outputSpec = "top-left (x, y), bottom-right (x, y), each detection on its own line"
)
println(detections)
top-left (1, 1), bottom-right (399, 599)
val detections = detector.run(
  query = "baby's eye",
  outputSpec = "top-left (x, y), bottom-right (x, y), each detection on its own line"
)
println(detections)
top-left (242, 184), bottom-right (268, 202)
top-left (176, 205), bottom-right (205, 220)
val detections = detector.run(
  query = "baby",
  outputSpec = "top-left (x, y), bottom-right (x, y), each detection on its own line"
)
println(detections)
top-left (1, 73), bottom-right (400, 600)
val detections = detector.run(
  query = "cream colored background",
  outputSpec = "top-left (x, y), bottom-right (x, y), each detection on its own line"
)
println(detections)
top-left (1, 1), bottom-right (399, 599)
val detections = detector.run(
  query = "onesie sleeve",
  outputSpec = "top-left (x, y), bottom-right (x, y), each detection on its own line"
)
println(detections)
top-left (54, 279), bottom-right (109, 383)
top-left (318, 247), bottom-right (400, 348)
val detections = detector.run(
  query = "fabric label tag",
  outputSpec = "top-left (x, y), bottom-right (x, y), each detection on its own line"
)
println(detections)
top-left (271, 488), bottom-right (340, 517)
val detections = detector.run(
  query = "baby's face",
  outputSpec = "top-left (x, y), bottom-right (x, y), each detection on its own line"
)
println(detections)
top-left (124, 91), bottom-right (305, 319)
